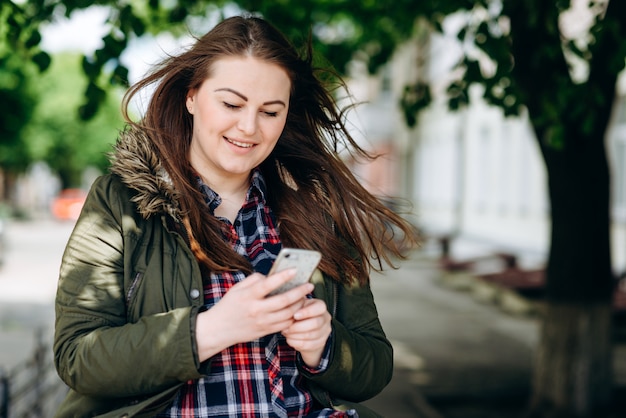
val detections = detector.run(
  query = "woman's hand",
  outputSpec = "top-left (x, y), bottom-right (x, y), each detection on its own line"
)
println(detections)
top-left (282, 298), bottom-right (332, 368)
top-left (195, 269), bottom-right (313, 362)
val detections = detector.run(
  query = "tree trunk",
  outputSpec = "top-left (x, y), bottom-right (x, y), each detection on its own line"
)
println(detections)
top-left (530, 303), bottom-right (613, 418)
top-left (503, 1), bottom-right (618, 413)
top-left (0, 170), bottom-right (18, 209)
top-left (528, 130), bottom-right (614, 417)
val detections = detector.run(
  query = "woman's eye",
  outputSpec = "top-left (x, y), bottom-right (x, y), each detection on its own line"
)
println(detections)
top-left (264, 111), bottom-right (278, 117)
top-left (223, 102), bottom-right (240, 110)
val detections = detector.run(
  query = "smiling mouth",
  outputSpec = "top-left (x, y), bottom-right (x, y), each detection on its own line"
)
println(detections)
top-left (225, 137), bottom-right (254, 148)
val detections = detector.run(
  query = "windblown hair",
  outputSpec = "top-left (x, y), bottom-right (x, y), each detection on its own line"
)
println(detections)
top-left (121, 15), bottom-right (417, 285)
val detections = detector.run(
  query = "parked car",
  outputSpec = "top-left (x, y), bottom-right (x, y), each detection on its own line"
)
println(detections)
top-left (51, 188), bottom-right (87, 221)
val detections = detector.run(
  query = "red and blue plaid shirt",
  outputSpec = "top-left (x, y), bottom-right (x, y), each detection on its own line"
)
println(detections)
top-left (158, 169), bottom-right (356, 417)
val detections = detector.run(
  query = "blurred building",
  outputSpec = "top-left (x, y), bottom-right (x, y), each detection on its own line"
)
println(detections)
top-left (348, 7), bottom-right (626, 273)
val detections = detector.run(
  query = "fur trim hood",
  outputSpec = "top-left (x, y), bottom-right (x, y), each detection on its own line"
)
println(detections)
top-left (109, 127), bottom-right (182, 220)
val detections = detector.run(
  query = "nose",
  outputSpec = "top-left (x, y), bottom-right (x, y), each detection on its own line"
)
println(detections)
top-left (237, 109), bottom-right (258, 136)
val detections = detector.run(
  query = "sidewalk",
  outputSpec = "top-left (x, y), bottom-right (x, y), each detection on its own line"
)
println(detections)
top-left (362, 250), bottom-right (538, 417)
top-left (363, 248), bottom-right (626, 417)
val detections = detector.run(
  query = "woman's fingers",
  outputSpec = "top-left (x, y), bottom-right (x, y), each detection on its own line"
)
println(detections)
top-left (282, 299), bottom-right (331, 340)
top-left (293, 298), bottom-right (327, 320)
top-left (282, 299), bottom-right (332, 368)
top-left (198, 271), bottom-right (312, 345)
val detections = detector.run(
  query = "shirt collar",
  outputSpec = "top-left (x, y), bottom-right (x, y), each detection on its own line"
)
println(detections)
top-left (248, 168), bottom-right (268, 204)
top-left (197, 168), bottom-right (268, 214)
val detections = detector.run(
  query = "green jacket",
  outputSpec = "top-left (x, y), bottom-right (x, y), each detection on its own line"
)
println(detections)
top-left (53, 129), bottom-right (392, 417)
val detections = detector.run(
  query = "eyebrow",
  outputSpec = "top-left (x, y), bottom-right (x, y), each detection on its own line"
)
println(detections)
top-left (215, 88), bottom-right (286, 107)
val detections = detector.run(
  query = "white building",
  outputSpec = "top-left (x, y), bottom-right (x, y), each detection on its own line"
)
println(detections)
top-left (349, 8), bottom-right (626, 273)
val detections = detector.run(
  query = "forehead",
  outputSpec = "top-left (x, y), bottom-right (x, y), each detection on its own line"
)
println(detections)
top-left (204, 56), bottom-right (291, 99)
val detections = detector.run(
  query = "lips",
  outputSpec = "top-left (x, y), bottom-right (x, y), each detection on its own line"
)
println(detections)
top-left (224, 136), bottom-right (255, 148)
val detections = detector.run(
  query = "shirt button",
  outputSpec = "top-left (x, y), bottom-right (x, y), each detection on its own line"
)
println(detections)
top-left (190, 289), bottom-right (201, 299)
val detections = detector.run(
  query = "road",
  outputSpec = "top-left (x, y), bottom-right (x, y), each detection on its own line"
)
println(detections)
top-left (0, 218), bottom-right (75, 369)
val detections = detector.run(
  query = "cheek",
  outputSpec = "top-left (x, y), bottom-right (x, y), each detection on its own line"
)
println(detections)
top-left (268, 118), bottom-right (288, 142)
top-left (271, 126), bottom-right (285, 142)
top-left (198, 107), bottom-right (228, 130)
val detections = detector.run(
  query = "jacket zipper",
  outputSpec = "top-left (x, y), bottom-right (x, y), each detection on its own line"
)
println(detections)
top-left (126, 272), bottom-right (143, 307)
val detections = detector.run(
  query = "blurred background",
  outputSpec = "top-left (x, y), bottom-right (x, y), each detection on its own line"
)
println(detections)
top-left (1, 1), bottom-right (626, 417)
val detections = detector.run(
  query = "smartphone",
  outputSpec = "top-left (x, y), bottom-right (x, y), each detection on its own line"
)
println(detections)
top-left (266, 248), bottom-right (322, 296)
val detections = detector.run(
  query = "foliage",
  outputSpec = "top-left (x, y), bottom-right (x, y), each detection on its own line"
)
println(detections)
top-left (4, 0), bottom-right (441, 121)
top-left (0, 49), bottom-right (35, 174)
top-left (0, 3), bottom-right (39, 175)
top-left (3, 1), bottom-right (472, 124)
top-left (1, 0), bottom-right (51, 73)
top-left (444, 1), bottom-right (626, 151)
top-left (1, 2), bottom-right (125, 187)
top-left (22, 53), bottom-right (125, 188)
top-left (10, 1), bottom-right (624, 144)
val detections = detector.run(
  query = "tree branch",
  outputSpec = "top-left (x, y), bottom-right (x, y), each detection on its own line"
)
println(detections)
top-left (586, 0), bottom-right (626, 128)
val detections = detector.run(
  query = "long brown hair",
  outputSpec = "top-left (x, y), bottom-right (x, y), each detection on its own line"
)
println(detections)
top-left (121, 15), bottom-right (418, 285)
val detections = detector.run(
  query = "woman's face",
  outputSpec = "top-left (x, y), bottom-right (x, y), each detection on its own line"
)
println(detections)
top-left (186, 56), bottom-right (291, 186)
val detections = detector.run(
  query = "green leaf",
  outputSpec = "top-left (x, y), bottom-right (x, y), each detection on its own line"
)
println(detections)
top-left (400, 82), bottom-right (432, 127)
top-left (543, 124), bottom-right (565, 150)
top-left (130, 15), bottom-right (147, 36)
top-left (457, 26), bottom-right (467, 41)
top-left (32, 51), bottom-right (51, 72)
top-left (82, 56), bottom-right (100, 78)
top-left (581, 114), bottom-right (595, 136)
top-left (102, 34), bottom-right (127, 57)
top-left (85, 81), bottom-right (106, 105)
top-left (25, 30), bottom-right (42, 49)
top-left (169, 6), bottom-right (187, 23)
top-left (464, 58), bottom-right (482, 81)
top-left (110, 64), bottom-right (129, 86)
top-left (79, 101), bottom-right (98, 121)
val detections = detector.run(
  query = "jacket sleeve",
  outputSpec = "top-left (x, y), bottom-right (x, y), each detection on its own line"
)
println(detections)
top-left (53, 175), bottom-right (204, 398)
top-left (304, 277), bottom-right (393, 402)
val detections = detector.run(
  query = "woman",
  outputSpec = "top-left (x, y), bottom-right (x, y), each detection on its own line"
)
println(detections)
top-left (54, 15), bottom-right (417, 418)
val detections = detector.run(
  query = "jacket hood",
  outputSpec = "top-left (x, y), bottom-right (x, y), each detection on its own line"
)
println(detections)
top-left (109, 127), bottom-right (182, 220)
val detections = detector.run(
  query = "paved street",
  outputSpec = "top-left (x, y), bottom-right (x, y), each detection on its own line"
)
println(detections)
top-left (363, 250), bottom-right (538, 417)
top-left (0, 219), bottom-right (74, 370)
top-left (0, 218), bottom-right (73, 304)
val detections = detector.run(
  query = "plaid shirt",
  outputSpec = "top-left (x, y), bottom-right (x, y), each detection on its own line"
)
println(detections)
top-left (158, 169), bottom-right (357, 417)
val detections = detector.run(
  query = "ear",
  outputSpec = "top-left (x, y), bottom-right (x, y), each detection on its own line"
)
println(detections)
top-left (186, 91), bottom-right (196, 114)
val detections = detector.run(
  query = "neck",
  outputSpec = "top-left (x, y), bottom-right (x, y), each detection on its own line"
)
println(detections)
top-left (196, 168), bottom-right (250, 198)
top-left (199, 171), bottom-right (251, 223)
